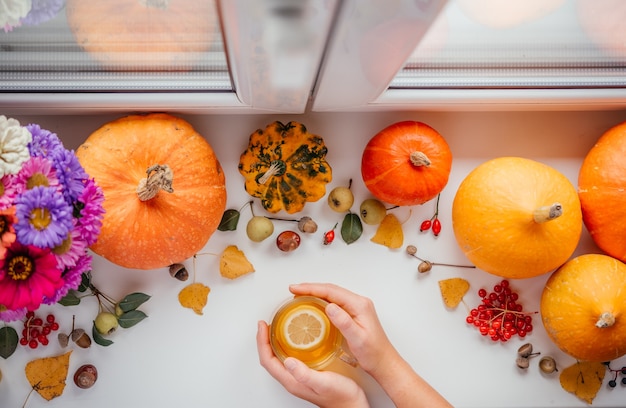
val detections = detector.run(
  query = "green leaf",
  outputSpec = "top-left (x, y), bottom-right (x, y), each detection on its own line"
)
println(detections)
top-left (118, 310), bottom-right (148, 329)
top-left (0, 326), bottom-right (18, 359)
top-left (92, 322), bottom-right (113, 347)
top-left (58, 292), bottom-right (81, 306)
top-left (218, 209), bottom-right (240, 231)
top-left (341, 213), bottom-right (363, 245)
top-left (118, 292), bottom-right (151, 313)
top-left (77, 272), bottom-right (92, 292)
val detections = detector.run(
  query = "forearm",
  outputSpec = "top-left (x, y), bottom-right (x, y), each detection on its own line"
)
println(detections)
top-left (366, 350), bottom-right (452, 408)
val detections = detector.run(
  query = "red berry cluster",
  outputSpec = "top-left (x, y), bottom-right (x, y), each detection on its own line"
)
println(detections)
top-left (19, 311), bottom-right (60, 349)
top-left (466, 280), bottom-right (536, 342)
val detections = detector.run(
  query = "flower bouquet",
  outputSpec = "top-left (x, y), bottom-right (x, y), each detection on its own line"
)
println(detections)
top-left (0, 115), bottom-right (104, 322)
top-left (1, 0), bottom-right (65, 32)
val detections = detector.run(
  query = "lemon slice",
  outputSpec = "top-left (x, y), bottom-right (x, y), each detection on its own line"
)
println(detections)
top-left (283, 305), bottom-right (328, 350)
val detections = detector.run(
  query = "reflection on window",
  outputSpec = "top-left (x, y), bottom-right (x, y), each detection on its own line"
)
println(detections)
top-left (0, 0), bottom-right (230, 91)
top-left (392, 0), bottom-right (626, 89)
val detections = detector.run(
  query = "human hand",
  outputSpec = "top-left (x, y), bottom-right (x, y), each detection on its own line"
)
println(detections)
top-left (256, 321), bottom-right (369, 408)
top-left (288, 283), bottom-right (399, 375)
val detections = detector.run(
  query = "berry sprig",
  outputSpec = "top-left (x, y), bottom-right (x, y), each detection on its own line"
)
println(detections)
top-left (466, 279), bottom-right (537, 342)
top-left (19, 311), bottom-right (60, 349)
top-left (419, 193), bottom-right (441, 236)
top-left (604, 362), bottom-right (626, 388)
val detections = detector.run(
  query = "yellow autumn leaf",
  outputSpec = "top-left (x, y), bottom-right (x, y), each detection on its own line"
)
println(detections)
top-left (560, 361), bottom-right (606, 404)
top-left (220, 245), bottom-right (255, 279)
top-left (438, 278), bottom-right (470, 308)
top-left (371, 213), bottom-right (403, 248)
top-left (25, 350), bottom-right (72, 401)
top-left (179, 282), bottom-right (211, 315)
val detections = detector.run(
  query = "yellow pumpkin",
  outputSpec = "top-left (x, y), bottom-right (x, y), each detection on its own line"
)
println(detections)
top-left (238, 121), bottom-right (332, 214)
top-left (452, 157), bottom-right (582, 279)
top-left (541, 254), bottom-right (626, 362)
top-left (76, 113), bottom-right (226, 270)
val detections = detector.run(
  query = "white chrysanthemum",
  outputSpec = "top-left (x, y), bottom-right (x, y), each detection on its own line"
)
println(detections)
top-left (0, 115), bottom-right (32, 177)
top-left (0, 0), bottom-right (32, 29)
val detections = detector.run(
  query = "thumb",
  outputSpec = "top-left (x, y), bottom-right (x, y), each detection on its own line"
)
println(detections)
top-left (284, 357), bottom-right (316, 385)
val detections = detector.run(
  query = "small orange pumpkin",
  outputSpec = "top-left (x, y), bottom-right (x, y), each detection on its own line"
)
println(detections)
top-left (76, 113), bottom-right (226, 270)
top-left (452, 157), bottom-right (582, 279)
top-left (578, 121), bottom-right (626, 262)
top-left (541, 253), bottom-right (626, 362)
top-left (361, 121), bottom-right (452, 206)
top-left (65, 0), bottom-right (217, 68)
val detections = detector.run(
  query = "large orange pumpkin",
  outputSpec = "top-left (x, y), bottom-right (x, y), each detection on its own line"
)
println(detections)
top-left (65, 0), bottom-right (217, 69)
top-left (452, 157), bottom-right (582, 279)
top-left (541, 253), bottom-right (626, 362)
top-left (361, 121), bottom-right (452, 206)
top-left (578, 121), bottom-right (626, 262)
top-left (75, 113), bottom-right (226, 270)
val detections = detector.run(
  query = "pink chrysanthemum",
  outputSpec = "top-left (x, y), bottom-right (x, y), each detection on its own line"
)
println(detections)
top-left (14, 155), bottom-right (60, 193)
top-left (52, 226), bottom-right (87, 270)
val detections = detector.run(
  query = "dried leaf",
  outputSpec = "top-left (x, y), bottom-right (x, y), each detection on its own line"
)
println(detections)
top-left (25, 351), bottom-right (72, 401)
top-left (341, 213), bottom-right (363, 244)
top-left (559, 361), bottom-right (606, 404)
top-left (370, 213), bottom-right (403, 248)
top-left (438, 278), bottom-right (470, 308)
top-left (179, 282), bottom-right (211, 315)
top-left (218, 209), bottom-right (241, 231)
top-left (220, 245), bottom-right (255, 279)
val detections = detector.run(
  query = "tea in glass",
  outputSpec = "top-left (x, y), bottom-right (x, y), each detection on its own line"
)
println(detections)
top-left (270, 296), bottom-right (344, 370)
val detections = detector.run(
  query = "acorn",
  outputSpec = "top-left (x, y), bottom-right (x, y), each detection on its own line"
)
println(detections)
top-left (169, 263), bottom-right (188, 281)
top-left (74, 364), bottom-right (98, 389)
top-left (71, 328), bottom-right (92, 348)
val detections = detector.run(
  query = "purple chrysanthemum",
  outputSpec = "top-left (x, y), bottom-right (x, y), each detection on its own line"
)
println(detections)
top-left (43, 252), bottom-right (91, 305)
top-left (0, 306), bottom-right (27, 322)
top-left (15, 185), bottom-right (73, 249)
top-left (50, 148), bottom-right (88, 204)
top-left (21, 0), bottom-right (65, 26)
top-left (26, 123), bottom-right (63, 158)
top-left (75, 178), bottom-right (104, 246)
top-left (0, 175), bottom-right (18, 210)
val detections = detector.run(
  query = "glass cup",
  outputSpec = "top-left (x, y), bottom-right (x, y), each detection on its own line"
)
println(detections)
top-left (269, 295), bottom-right (357, 370)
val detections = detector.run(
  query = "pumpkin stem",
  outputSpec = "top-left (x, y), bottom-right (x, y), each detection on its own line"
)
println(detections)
top-left (140, 0), bottom-right (170, 9)
top-left (409, 151), bottom-right (431, 167)
top-left (533, 203), bottom-right (563, 223)
top-left (137, 164), bottom-right (174, 201)
top-left (596, 312), bottom-right (616, 328)
top-left (257, 160), bottom-right (285, 185)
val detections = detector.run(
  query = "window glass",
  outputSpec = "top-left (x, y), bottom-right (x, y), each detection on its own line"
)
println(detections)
top-left (392, 0), bottom-right (626, 89)
top-left (0, 0), bottom-right (230, 91)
